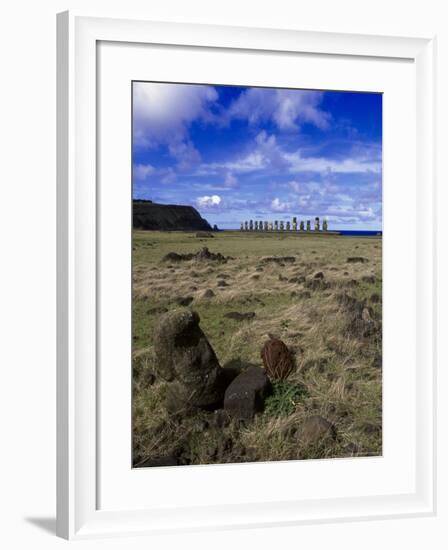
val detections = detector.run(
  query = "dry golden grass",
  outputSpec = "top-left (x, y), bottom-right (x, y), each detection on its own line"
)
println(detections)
top-left (132, 231), bottom-right (382, 466)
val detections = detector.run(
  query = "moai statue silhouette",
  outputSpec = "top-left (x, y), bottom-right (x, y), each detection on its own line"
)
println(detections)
top-left (264, 221), bottom-right (269, 231)
top-left (240, 222), bottom-right (244, 231)
top-left (274, 220), bottom-right (279, 231)
top-left (244, 221), bottom-right (248, 231)
top-left (323, 219), bottom-right (328, 231)
top-left (292, 217), bottom-right (297, 231)
top-left (314, 217), bottom-right (320, 231)
top-left (286, 221), bottom-right (291, 231)
top-left (300, 220), bottom-right (305, 231)
top-left (269, 222), bottom-right (273, 231)
top-left (254, 221), bottom-right (258, 231)
top-left (280, 221), bottom-right (284, 231)
top-left (306, 220), bottom-right (311, 231)
top-left (249, 219), bottom-right (253, 231)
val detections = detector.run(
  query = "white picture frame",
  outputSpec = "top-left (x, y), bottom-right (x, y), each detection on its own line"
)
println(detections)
top-left (56, 12), bottom-right (436, 540)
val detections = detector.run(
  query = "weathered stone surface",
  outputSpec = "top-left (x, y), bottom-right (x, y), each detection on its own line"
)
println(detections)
top-left (299, 416), bottom-right (337, 446)
top-left (201, 289), bottom-right (215, 299)
top-left (224, 366), bottom-right (272, 419)
top-left (153, 309), bottom-right (226, 409)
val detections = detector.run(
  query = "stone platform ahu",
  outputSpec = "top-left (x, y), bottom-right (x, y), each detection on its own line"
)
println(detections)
top-left (240, 216), bottom-right (328, 232)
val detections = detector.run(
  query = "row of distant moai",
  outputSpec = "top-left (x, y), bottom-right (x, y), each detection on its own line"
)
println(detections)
top-left (240, 216), bottom-right (328, 232)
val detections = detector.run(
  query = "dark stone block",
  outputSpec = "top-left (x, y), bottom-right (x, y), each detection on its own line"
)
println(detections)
top-left (224, 366), bottom-right (272, 420)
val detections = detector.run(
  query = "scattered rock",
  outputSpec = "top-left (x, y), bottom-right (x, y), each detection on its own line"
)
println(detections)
top-left (278, 275), bottom-right (288, 282)
top-left (298, 416), bottom-right (337, 446)
top-left (261, 256), bottom-right (296, 264)
top-left (146, 306), bottom-right (168, 316)
top-left (260, 337), bottom-right (296, 381)
top-left (224, 311), bottom-right (256, 321)
top-left (347, 256), bottom-right (368, 263)
top-left (217, 280), bottom-right (229, 287)
top-left (216, 273), bottom-right (230, 279)
top-left (175, 296), bottom-right (194, 306)
top-left (362, 275), bottom-right (376, 284)
top-left (162, 251), bottom-right (193, 262)
top-left (162, 247), bottom-right (231, 264)
top-left (251, 274), bottom-right (260, 280)
top-left (224, 366), bottom-right (272, 419)
top-left (313, 271), bottom-right (325, 279)
top-left (195, 232), bottom-right (214, 238)
top-left (370, 292), bottom-right (380, 303)
top-left (153, 309), bottom-right (226, 409)
top-left (255, 266), bottom-right (264, 272)
top-left (202, 289), bottom-right (215, 299)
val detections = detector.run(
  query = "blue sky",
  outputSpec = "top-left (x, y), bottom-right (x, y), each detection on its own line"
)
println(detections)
top-left (132, 82), bottom-right (382, 230)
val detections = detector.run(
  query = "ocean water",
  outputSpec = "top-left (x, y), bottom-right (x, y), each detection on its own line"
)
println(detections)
top-left (339, 230), bottom-right (382, 237)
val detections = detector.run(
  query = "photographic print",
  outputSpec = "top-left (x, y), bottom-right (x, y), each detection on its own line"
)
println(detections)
top-left (132, 82), bottom-right (382, 468)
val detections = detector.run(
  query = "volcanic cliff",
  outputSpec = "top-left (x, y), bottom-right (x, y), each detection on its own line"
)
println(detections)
top-left (133, 200), bottom-right (213, 231)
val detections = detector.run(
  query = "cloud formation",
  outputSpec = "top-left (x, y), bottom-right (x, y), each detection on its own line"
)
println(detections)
top-left (133, 83), bottom-right (382, 230)
top-left (227, 88), bottom-right (330, 130)
top-left (196, 195), bottom-right (222, 208)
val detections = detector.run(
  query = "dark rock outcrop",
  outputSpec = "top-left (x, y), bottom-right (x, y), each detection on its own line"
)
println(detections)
top-left (133, 200), bottom-right (212, 231)
top-left (224, 366), bottom-right (272, 419)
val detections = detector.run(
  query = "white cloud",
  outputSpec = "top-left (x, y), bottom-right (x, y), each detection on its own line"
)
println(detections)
top-left (227, 88), bottom-right (330, 130)
top-left (224, 172), bottom-right (239, 188)
top-left (285, 151), bottom-right (381, 174)
top-left (133, 163), bottom-right (154, 181)
top-left (198, 132), bottom-right (380, 177)
top-left (133, 82), bottom-right (218, 170)
top-left (271, 197), bottom-right (293, 212)
top-left (196, 195), bottom-right (222, 208)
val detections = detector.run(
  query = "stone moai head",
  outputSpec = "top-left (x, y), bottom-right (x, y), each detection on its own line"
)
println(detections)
top-left (244, 221), bottom-right (248, 231)
top-left (300, 220), bottom-right (305, 231)
top-left (323, 219), bottom-right (328, 231)
top-left (254, 221), bottom-right (258, 231)
top-left (314, 217), bottom-right (320, 231)
top-left (292, 217), bottom-right (297, 225)
top-left (264, 221), bottom-right (269, 231)
top-left (306, 220), bottom-right (311, 231)
top-left (280, 221), bottom-right (284, 231)
top-left (286, 221), bottom-right (291, 231)
top-left (274, 220), bottom-right (278, 231)
top-left (269, 222), bottom-right (273, 231)
top-left (249, 220), bottom-right (253, 230)
top-left (240, 222), bottom-right (244, 231)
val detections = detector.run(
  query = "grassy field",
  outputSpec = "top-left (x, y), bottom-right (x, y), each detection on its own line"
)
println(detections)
top-left (132, 230), bottom-right (382, 466)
